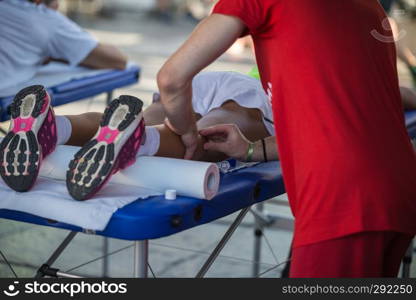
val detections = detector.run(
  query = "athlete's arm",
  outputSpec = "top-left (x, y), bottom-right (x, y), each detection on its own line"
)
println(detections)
top-left (44, 43), bottom-right (127, 70)
top-left (80, 43), bottom-right (127, 70)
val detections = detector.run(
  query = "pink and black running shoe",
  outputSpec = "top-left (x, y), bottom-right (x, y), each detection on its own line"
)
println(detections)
top-left (0, 85), bottom-right (57, 192)
top-left (66, 95), bottom-right (145, 201)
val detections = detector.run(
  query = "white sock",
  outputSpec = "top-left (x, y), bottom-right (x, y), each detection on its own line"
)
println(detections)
top-left (55, 116), bottom-right (160, 155)
top-left (136, 126), bottom-right (160, 157)
top-left (55, 115), bottom-right (72, 145)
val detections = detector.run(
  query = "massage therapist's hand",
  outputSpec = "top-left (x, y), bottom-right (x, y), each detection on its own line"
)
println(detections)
top-left (165, 118), bottom-right (199, 160)
top-left (199, 124), bottom-right (250, 161)
top-left (181, 129), bottom-right (199, 160)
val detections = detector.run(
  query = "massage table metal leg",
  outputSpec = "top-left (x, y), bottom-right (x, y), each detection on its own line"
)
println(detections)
top-left (251, 198), bottom-right (294, 277)
top-left (51, 271), bottom-right (83, 278)
top-left (196, 207), bottom-right (250, 278)
top-left (252, 203), bottom-right (264, 277)
top-left (133, 240), bottom-right (149, 278)
top-left (102, 238), bottom-right (109, 277)
top-left (106, 91), bottom-right (114, 105)
top-left (35, 231), bottom-right (78, 278)
top-left (401, 239), bottom-right (414, 278)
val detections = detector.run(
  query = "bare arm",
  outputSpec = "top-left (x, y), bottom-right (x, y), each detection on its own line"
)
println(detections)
top-left (250, 136), bottom-right (279, 162)
top-left (157, 14), bottom-right (246, 158)
top-left (80, 43), bottom-right (127, 70)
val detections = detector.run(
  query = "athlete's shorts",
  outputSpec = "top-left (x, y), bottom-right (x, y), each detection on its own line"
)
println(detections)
top-left (191, 72), bottom-right (275, 136)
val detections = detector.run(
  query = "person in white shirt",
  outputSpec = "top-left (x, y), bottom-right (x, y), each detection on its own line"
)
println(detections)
top-left (0, 0), bottom-right (127, 91)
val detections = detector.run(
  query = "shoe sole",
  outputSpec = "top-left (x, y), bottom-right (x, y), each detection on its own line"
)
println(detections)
top-left (66, 95), bottom-right (145, 201)
top-left (0, 85), bottom-right (56, 192)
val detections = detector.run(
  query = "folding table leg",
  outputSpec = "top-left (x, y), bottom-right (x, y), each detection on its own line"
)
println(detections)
top-left (196, 207), bottom-right (250, 278)
top-left (102, 237), bottom-right (109, 277)
top-left (401, 239), bottom-right (414, 278)
top-left (35, 231), bottom-right (77, 278)
top-left (133, 240), bottom-right (148, 278)
top-left (106, 91), bottom-right (114, 105)
top-left (252, 203), bottom-right (264, 277)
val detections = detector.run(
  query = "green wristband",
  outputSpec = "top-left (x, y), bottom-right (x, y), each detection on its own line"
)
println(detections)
top-left (246, 143), bottom-right (254, 162)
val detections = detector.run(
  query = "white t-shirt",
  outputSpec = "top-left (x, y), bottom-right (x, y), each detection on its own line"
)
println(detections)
top-left (0, 0), bottom-right (98, 90)
top-left (191, 71), bottom-right (275, 135)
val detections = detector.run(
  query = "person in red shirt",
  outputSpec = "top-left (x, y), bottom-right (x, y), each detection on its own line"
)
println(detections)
top-left (157, 0), bottom-right (416, 277)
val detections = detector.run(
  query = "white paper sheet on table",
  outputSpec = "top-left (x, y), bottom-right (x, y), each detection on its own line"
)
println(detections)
top-left (0, 144), bottom-right (220, 231)
top-left (0, 177), bottom-right (160, 231)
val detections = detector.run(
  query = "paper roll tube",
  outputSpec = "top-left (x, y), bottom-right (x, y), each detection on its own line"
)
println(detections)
top-left (39, 145), bottom-right (220, 200)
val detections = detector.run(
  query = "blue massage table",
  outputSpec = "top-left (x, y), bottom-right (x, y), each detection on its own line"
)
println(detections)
top-left (0, 162), bottom-right (284, 278)
top-left (0, 63), bottom-right (284, 278)
top-left (406, 111), bottom-right (416, 138)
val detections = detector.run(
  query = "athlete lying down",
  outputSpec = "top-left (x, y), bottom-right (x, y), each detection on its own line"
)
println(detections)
top-left (0, 71), bottom-right (275, 200)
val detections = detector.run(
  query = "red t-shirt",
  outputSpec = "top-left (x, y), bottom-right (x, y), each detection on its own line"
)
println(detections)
top-left (214, 0), bottom-right (416, 247)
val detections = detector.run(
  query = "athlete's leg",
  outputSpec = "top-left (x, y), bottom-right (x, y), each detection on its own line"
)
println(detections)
top-left (197, 100), bottom-right (270, 142)
top-left (55, 103), bottom-right (184, 149)
top-left (59, 93), bottom-right (170, 147)
top-left (143, 98), bottom-right (202, 125)
top-left (60, 100), bottom-right (169, 147)
top-left (154, 100), bottom-right (271, 161)
top-left (64, 113), bottom-right (102, 146)
top-left (196, 100), bottom-right (271, 161)
top-left (143, 102), bottom-right (166, 126)
top-left (57, 100), bottom-right (271, 162)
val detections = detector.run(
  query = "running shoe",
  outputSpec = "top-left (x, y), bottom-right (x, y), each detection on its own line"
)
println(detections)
top-left (0, 85), bottom-right (57, 192)
top-left (66, 95), bottom-right (145, 201)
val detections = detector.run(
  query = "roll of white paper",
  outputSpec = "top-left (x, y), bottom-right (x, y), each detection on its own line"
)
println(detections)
top-left (39, 145), bottom-right (220, 200)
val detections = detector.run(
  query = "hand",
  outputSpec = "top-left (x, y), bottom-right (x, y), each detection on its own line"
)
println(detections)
top-left (181, 130), bottom-right (199, 160)
top-left (199, 124), bottom-right (251, 161)
top-left (165, 119), bottom-right (199, 160)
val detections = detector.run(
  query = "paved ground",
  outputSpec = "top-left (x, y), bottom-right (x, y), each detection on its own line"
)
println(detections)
top-left (0, 6), bottom-right (415, 278)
